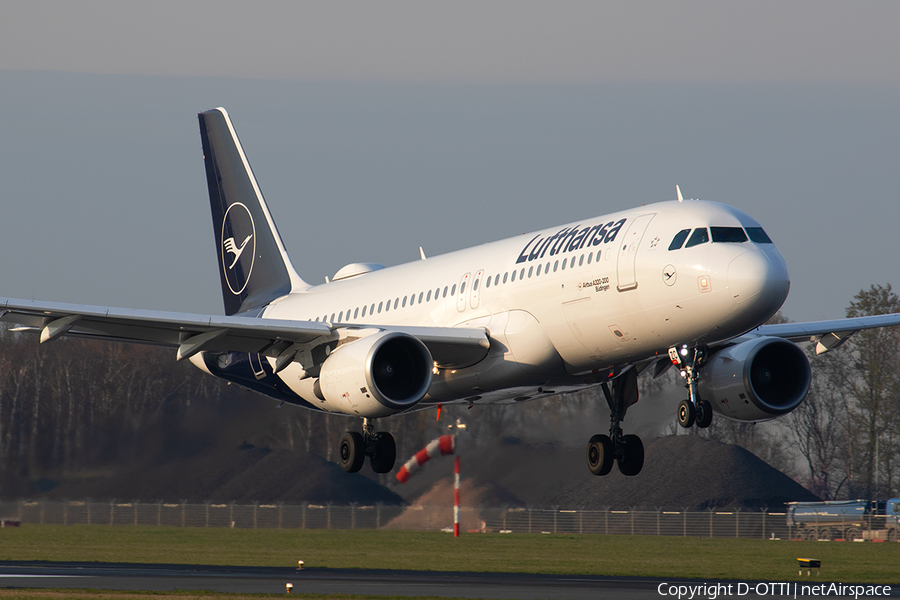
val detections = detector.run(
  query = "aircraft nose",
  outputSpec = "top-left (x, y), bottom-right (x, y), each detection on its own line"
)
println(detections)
top-left (727, 249), bottom-right (790, 310)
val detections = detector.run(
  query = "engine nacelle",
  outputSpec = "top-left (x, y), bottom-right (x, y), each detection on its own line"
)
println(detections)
top-left (698, 336), bottom-right (810, 422)
top-left (316, 331), bottom-right (433, 418)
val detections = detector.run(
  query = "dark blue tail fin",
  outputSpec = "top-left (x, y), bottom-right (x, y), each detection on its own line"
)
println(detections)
top-left (198, 108), bottom-right (307, 316)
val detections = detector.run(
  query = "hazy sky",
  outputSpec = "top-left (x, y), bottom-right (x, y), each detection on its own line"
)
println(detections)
top-left (1, 2), bottom-right (898, 322)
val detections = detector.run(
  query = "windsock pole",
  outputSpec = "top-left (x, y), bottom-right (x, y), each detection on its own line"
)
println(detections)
top-left (454, 455), bottom-right (460, 537)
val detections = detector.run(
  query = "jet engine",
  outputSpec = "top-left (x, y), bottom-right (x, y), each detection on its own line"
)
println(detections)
top-left (316, 331), bottom-right (434, 418)
top-left (698, 336), bottom-right (810, 422)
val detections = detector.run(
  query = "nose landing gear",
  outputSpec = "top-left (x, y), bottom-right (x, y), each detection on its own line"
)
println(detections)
top-left (670, 345), bottom-right (713, 429)
top-left (586, 368), bottom-right (644, 477)
top-left (339, 418), bottom-right (396, 474)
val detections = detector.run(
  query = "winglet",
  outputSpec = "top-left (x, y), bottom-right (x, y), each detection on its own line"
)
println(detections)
top-left (419, 247), bottom-right (427, 260)
top-left (676, 185), bottom-right (684, 203)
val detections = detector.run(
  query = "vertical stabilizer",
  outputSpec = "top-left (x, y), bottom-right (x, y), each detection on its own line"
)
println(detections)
top-left (198, 108), bottom-right (308, 316)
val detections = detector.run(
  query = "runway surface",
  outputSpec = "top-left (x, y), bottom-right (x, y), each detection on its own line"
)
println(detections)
top-left (0, 562), bottom-right (896, 599)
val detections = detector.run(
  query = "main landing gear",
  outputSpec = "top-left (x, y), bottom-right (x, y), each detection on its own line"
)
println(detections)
top-left (669, 345), bottom-right (713, 429)
top-left (339, 418), bottom-right (396, 474)
top-left (586, 368), bottom-right (644, 477)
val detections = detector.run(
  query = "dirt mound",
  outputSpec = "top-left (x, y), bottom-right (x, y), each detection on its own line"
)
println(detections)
top-left (27, 444), bottom-right (404, 505)
top-left (546, 435), bottom-right (819, 510)
top-left (384, 477), bottom-right (520, 531)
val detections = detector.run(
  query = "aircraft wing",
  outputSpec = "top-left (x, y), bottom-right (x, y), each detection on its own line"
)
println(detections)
top-left (0, 298), bottom-right (490, 367)
top-left (756, 313), bottom-right (900, 354)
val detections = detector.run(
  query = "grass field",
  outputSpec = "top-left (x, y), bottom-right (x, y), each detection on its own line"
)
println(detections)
top-left (0, 525), bottom-right (898, 584)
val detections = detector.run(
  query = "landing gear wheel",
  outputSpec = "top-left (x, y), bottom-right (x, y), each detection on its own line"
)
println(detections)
top-left (696, 400), bottom-right (713, 429)
top-left (617, 434), bottom-right (644, 476)
top-left (586, 434), bottom-right (614, 476)
top-left (369, 432), bottom-right (396, 474)
top-left (677, 399), bottom-right (695, 428)
top-left (339, 431), bottom-right (366, 473)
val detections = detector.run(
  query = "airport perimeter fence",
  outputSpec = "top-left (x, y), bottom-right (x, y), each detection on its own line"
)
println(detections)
top-left (6, 499), bottom-right (890, 540)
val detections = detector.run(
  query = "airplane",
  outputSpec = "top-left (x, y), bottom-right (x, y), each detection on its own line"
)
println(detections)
top-left (3, 107), bottom-right (900, 478)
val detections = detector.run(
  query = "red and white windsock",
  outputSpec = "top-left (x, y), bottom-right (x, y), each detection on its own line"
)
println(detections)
top-left (395, 434), bottom-right (456, 483)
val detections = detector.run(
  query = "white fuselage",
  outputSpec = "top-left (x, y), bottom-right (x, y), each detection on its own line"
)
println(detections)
top-left (263, 200), bottom-right (789, 411)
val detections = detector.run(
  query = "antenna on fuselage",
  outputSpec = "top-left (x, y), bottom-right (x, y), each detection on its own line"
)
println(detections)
top-left (676, 185), bottom-right (684, 203)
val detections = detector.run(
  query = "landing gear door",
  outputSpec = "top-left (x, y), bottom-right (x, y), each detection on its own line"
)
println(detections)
top-left (616, 213), bottom-right (655, 292)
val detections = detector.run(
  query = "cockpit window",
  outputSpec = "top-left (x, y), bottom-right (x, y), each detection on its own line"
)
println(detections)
top-left (668, 229), bottom-right (691, 251)
top-left (684, 228), bottom-right (709, 248)
top-left (711, 227), bottom-right (748, 243)
top-left (746, 227), bottom-right (773, 243)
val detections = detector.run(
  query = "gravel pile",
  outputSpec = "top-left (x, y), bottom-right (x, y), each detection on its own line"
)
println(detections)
top-left (545, 435), bottom-right (819, 510)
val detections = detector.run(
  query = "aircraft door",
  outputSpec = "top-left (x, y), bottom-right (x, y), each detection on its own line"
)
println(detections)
top-left (470, 270), bottom-right (484, 309)
top-left (616, 213), bottom-right (655, 291)
top-left (456, 273), bottom-right (471, 312)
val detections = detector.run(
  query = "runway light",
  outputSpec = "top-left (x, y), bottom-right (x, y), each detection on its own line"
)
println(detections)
top-left (297, 560), bottom-right (304, 569)
top-left (286, 582), bottom-right (293, 594)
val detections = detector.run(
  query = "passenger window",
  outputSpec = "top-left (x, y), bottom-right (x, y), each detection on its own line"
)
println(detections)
top-left (402, 296), bottom-right (407, 308)
top-left (553, 260), bottom-right (559, 272)
top-left (668, 229), bottom-right (691, 250)
top-left (338, 311), bottom-right (343, 321)
top-left (746, 227), bottom-right (773, 243)
top-left (570, 257), bottom-right (576, 268)
top-left (520, 268), bottom-right (525, 279)
top-left (596, 250), bottom-right (601, 262)
top-left (684, 228), bottom-right (710, 248)
top-left (711, 227), bottom-right (748, 243)
top-left (418, 292), bottom-right (423, 303)
top-left (511, 270), bottom-right (517, 282)
top-left (587, 253), bottom-right (593, 264)
top-left (460, 282), bottom-right (466, 294)
top-left (528, 266), bottom-right (533, 278)
top-left (394, 298), bottom-right (399, 309)
top-left (474, 279), bottom-right (480, 291)
top-left (578, 254), bottom-right (584, 266)
top-left (451, 284), bottom-right (457, 295)
top-left (544, 263), bottom-right (550, 274)
top-left (362, 306), bottom-right (367, 317)
top-left (534, 265), bottom-right (540, 277)
top-left (503, 273), bottom-right (508, 284)
top-left (561, 259), bottom-right (567, 270)
top-left (378, 302), bottom-right (383, 313)
top-left (426, 290), bottom-right (432, 302)
top-left (494, 274), bottom-right (500, 286)
top-left (354, 307), bottom-right (359, 319)
top-left (443, 286), bottom-right (449, 298)
top-left (486, 277), bottom-right (492, 288)
top-left (314, 317), bottom-right (319, 322)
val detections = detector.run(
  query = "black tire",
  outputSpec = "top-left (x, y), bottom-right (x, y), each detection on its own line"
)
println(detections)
top-left (617, 434), bottom-right (644, 476)
top-left (816, 528), bottom-right (831, 541)
top-left (677, 399), bottom-right (695, 428)
top-left (339, 431), bottom-right (366, 473)
top-left (586, 434), bottom-right (614, 476)
top-left (696, 400), bottom-right (713, 428)
top-left (845, 528), bottom-right (861, 541)
top-left (369, 432), bottom-right (396, 474)
top-left (888, 528), bottom-right (897, 542)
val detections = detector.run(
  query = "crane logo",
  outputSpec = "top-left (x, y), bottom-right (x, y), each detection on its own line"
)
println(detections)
top-left (221, 202), bottom-right (256, 295)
